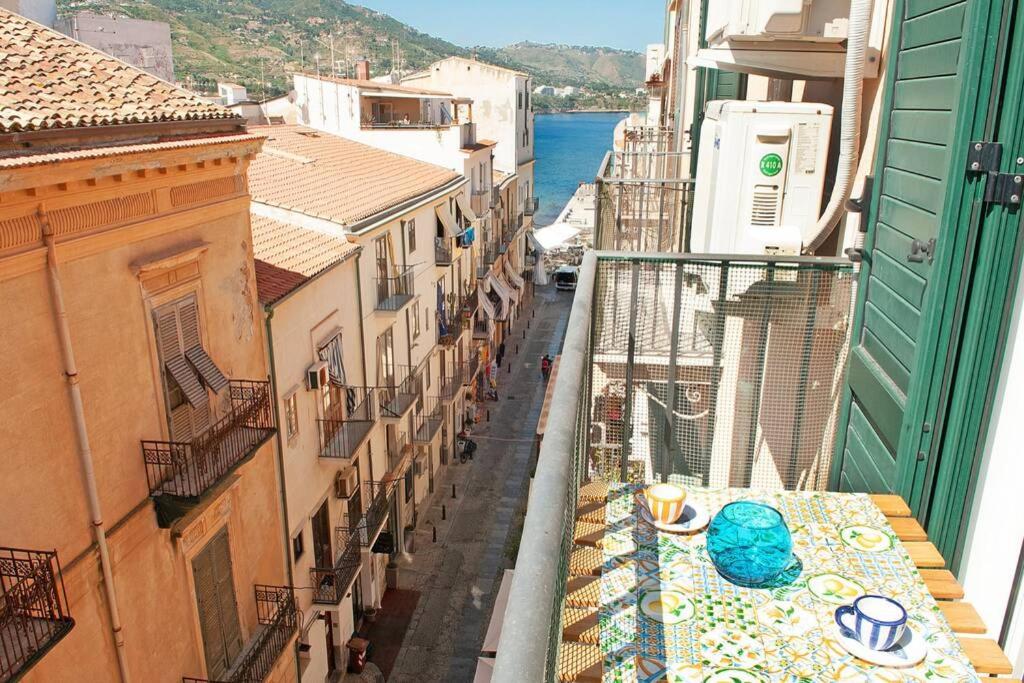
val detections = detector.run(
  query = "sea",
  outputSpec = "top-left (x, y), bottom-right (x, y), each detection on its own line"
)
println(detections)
top-left (532, 112), bottom-right (627, 227)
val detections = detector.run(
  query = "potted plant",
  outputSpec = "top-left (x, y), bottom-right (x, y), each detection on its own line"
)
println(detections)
top-left (363, 606), bottom-right (378, 623)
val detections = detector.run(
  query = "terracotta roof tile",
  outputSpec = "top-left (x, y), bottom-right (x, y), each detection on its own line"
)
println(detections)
top-left (0, 133), bottom-right (263, 169)
top-left (296, 74), bottom-right (453, 97)
top-left (251, 213), bottom-right (360, 304)
top-left (248, 125), bottom-right (462, 227)
top-left (0, 9), bottom-right (238, 134)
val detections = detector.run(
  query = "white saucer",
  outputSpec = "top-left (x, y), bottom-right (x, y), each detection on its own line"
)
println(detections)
top-left (834, 623), bottom-right (927, 668)
top-left (635, 493), bottom-right (710, 534)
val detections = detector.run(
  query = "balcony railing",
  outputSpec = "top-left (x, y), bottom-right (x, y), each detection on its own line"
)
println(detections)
top-left (435, 238), bottom-right (453, 266)
top-left (0, 548), bottom-right (74, 681)
top-left (183, 585), bottom-right (297, 683)
top-left (594, 150), bottom-right (693, 253)
top-left (375, 266), bottom-right (415, 312)
top-left (142, 380), bottom-right (275, 501)
top-left (437, 297), bottom-right (469, 346)
top-left (439, 366), bottom-right (463, 402)
top-left (317, 386), bottom-right (375, 460)
top-left (378, 365), bottom-right (418, 420)
top-left (465, 354), bottom-right (481, 385)
top-left (310, 528), bottom-right (362, 606)
top-left (491, 251), bottom-right (857, 681)
top-left (524, 196), bottom-right (539, 216)
top-left (480, 241), bottom-right (500, 270)
top-left (388, 431), bottom-right (412, 475)
top-left (413, 397), bottom-right (443, 444)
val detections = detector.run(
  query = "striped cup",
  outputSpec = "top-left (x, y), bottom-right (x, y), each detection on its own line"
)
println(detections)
top-left (835, 595), bottom-right (907, 651)
top-left (643, 483), bottom-right (687, 525)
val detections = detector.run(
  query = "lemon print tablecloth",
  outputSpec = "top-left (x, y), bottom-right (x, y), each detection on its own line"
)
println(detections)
top-left (597, 486), bottom-right (980, 682)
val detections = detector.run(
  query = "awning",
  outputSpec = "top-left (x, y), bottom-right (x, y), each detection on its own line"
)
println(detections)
top-left (487, 273), bottom-right (512, 312)
top-left (496, 272), bottom-right (518, 305)
top-left (435, 204), bottom-right (461, 239)
top-left (478, 284), bottom-right (498, 320)
top-left (473, 657), bottom-right (495, 683)
top-left (503, 260), bottom-right (525, 291)
top-left (481, 569), bottom-right (515, 655)
top-left (533, 222), bottom-right (580, 250)
top-left (456, 193), bottom-right (479, 223)
top-left (526, 231), bottom-right (545, 254)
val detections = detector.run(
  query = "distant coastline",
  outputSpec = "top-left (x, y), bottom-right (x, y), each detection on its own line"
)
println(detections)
top-left (535, 109), bottom-right (634, 115)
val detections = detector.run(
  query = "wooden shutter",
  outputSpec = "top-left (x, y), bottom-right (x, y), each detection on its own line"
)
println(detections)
top-left (837, 0), bottom-right (989, 501)
top-left (193, 529), bottom-right (242, 679)
top-left (154, 295), bottom-right (210, 441)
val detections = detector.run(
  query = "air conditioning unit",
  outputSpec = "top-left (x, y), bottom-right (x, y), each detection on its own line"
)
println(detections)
top-left (307, 360), bottom-right (330, 391)
top-left (690, 100), bottom-right (833, 256)
top-left (334, 467), bottom-right (358, 499)
top-left (707, 0), bottom-right (851, 44)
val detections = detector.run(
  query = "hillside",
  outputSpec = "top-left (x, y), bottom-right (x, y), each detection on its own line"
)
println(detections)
top-left (57, 0), bottom-right (644, 96)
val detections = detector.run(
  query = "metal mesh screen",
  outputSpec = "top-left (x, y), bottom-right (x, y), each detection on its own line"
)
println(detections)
top-left (587, 255), bottom-right (856, 491)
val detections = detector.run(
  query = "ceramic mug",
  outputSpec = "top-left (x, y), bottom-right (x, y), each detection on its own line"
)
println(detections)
top-left (643, 483), bottom-right (687, 525)
top-left (835, 595), bottom-right (908, 651)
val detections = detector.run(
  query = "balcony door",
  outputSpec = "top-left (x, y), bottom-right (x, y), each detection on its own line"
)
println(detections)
top-left (193, 528), bottom-right (242, 680)
top-left (311, 500), bottom-right (332, 571)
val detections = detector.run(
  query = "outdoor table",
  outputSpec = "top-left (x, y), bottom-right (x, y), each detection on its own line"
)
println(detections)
top-left (597, 484), bottom-right (982, 682)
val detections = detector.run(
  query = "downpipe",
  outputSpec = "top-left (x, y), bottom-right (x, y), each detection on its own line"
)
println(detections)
top-left (805, 0), bottom-right (875, 254)
top-left (40, 208), bottom-right (131, 682)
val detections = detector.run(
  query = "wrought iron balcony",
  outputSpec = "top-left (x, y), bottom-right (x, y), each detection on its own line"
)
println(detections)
top-left (524, 196), bottom-right (539, 216)
top-left (0, 547), bottom-right (74, 682)
top-left (435, 239), bottom-right (454, 267)
top-left (378, 365), bottom-right (418, 420)
top-left (387, 431), bottom-right (413, 475)
top-left (374, 266), bottom-right (415, 312)
top-left (413, 397), bottom-right (443, 444)
top-left (183, 584), bottom-right (296, 683)
top-left (310, 528), bottom-right (363, 606)
top-left (142, 380), bottom-right (275, 510)
top-left (480, 241), bottom-right (500, 269)
top-left (437, 298), bottom-right (469, 346)
top-left (465, 354), bottom-right (482, 385)
top-left (317, 386), bottom-right (375, 460)
top-left (439, 366), bottom-right (464, 402)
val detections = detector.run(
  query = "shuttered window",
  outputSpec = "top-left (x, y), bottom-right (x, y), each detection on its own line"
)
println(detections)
top-left (192, 529), bottom-right (243, 679)
top-left (154, 295), bottom-right (211, 442)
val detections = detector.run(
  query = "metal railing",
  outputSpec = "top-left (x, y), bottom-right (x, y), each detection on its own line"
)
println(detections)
top-left (317, 386), bottom-right (375, 460)
top-left (491, 251), bottom-right (857, 682)
top-left (524, 196), bottom-right (539, 216)
top-left (375, 266), bottom-right (415, 312)
top-left (435, 238), bottom-right (453, 266)
top-left (465, 354), bottom-right (481, 385)
top-left (0, 548), bottom-right (74, 681)
top-left (142, 380), bottom-right (275, 499)
top-left (595, 151), bottom-right (694, 253)
top-left (310, 529), bottom-right (362, 606)
top-left (378, 365), bottom-right (418, 419)
top-left (480, 241), bottom-right (500, 270)
top-left (413, 397), bottom-right (443, 444)
top-left (388, 431), bottom-right (412, 474)
top-left (439, 365), bottom-right (464, 401)
top-left (437, 296), bottom-right (469, 346)
top-left (183, 585), bottom-right (296, 683)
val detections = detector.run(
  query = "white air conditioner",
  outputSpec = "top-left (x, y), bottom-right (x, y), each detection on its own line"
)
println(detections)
top-left (707, 0), bottom-right (851, 44)
top-left (334, 467), bottom-right (358, 498)
top-left (307, 360), bottom-right (330, 391)
top-left (690, 100), bottom-right (833, 256)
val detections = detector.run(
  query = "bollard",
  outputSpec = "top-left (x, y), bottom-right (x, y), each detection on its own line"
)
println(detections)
top-left (532, 308), bottom-right (536, 318)
top-left (508, 362), bottom-right (511, 374)
top-left (451, 484), bottom-right (457, 499)
top-left (516, 344), bottom-right (519, 355)
top-left (523, 329), bottom-right (526, 339)
top-left (487, 409), bottom-right (491, 422)
top-left (442, 505), bottom-right (447, 520)
top-left (432, 526), bottom-right (437, 543)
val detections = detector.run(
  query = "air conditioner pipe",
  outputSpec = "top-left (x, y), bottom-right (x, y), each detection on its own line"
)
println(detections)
top-left (40, 208), bottom-right (131, 683)
top-left (805, 0), bottom-right (875, 254)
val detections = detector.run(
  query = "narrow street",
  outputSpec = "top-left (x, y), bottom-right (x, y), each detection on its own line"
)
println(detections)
top-left (386, 282), bottom-right (573, 683)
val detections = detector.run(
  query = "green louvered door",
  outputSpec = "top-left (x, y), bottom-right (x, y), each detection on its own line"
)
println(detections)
top-left (836, 0), bottom-right (1002, 514)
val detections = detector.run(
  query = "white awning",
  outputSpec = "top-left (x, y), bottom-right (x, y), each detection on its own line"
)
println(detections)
top-left (478, 284), bottom-right (498, 320)
top-left (435, 204), bottom-right (461, 239)
top-left (456, 193), bottom-right (479, 223)
top-left (481, 569), bottom-right (515, 655)
top-left (503, 260), bottom-right (525, 290)
top-left (533, 222), bottom-right (580, 250)
top-left (497, 272), bottom-right (518, 305)
top-left (473, 657), bottom-right (495, 683)
top-left (487, 273), bottom-right (512, 311)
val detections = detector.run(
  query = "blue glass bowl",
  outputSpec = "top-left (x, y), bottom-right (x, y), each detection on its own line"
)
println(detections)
top-left (706, 501), bottom-right (794, 588)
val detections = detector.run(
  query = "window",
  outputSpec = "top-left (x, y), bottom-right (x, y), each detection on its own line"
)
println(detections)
top-left (292, 529), bottom-right (304, 561)
top-left (284, 392), bottom-right (299, 439)
top-left (404, 467), bottom-right (414, 503)
top-left (193, 529), bottom-right (243, 679)
top-left (411, 300), bottom-right (421, 340)
top-left (525, 90), bottom-right (530, 110)
top-left (518, 92), bottom-right (523, 109)
top-left (318, 333), bottom-right (354, 418)
top-left (406, 219), bottom-right (416, 253)
top-left (377, 328), bottom-right (395, 388)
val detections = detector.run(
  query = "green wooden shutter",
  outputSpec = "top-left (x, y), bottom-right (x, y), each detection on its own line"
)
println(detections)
top-left (193, 529), bottom-right (243, 679)
top-left (835, 0), bottom-right (995, 504)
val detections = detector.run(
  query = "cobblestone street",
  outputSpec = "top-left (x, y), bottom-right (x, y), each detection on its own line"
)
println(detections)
top-left (386, 283), bottom-right (573, 683)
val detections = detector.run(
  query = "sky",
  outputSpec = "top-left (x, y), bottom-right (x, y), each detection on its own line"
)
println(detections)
top-left (356, 0), bottom-right (664, 53)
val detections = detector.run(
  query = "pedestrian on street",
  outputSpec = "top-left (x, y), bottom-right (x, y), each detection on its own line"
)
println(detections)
top-left (497, 340), bottom-right (506, 367)
top-left (541, 354), bottom-right (552, 379)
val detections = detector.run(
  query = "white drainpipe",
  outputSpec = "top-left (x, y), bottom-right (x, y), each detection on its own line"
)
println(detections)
top-left (805, 0), bottom-right (875, 254)
top-left (40, 208), bottom-right (131, 683)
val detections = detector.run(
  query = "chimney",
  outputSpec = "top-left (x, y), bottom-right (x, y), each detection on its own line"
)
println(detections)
top-left (355, 59), bottom-right (371, 81)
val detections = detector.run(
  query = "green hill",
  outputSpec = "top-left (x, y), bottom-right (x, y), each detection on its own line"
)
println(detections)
top-left (57, 0), bottom-right (644, 96)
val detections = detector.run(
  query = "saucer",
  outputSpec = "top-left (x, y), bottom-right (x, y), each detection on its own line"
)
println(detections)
top-left (635, 493), bottom-right (710, 534)
top-left (834, 622), bottom-right (927, 667)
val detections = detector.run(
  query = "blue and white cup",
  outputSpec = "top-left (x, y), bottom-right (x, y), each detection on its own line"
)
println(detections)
top-left (835, 595), bottom-right (908, 651)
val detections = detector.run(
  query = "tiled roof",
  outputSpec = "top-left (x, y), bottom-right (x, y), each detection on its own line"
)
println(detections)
top-left (0, 9), bottom-right (239, 134)
top-left (0, 133), bottom-right (263, 169)
top-left (295, 74), bottom-right (453, 97)
top-left (248, 125), bottom-right (462, 227)
top-left (251, 213), bottom-right (359, 304)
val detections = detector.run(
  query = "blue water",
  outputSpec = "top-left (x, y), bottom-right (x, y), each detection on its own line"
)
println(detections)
top-left (533, 112), bottom-right (626, 227)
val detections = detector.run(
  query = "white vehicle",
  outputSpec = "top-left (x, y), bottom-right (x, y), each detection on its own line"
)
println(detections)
top-left (553, 265), bottom-right (579, 291)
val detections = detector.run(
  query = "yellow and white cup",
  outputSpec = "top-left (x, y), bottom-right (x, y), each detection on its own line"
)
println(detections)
top-left (644, 483), bottom-right (687, 525)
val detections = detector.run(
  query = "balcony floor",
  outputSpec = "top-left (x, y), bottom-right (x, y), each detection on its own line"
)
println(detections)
top-left (322, 419), bottom-right (374, 460)
top-left (0, 615), bottom-right (74, 679)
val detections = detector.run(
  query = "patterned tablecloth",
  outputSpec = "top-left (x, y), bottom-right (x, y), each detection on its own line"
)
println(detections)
top-left (598, 485), bottom-right (981, 682)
